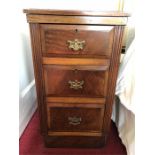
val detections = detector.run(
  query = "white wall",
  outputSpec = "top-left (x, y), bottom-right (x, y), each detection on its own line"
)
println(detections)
top-left (19, 0), bottom-right (121, 137)
top-left (21, 0), bottom-right (119, 11)
top-left (123, 0), bottom-right (135, 49)
top-left (19, 8), bottom-right (37, 137)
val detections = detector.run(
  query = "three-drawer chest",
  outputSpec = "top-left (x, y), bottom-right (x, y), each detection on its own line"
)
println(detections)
top-left (24, 9), bottom-right (129, 147)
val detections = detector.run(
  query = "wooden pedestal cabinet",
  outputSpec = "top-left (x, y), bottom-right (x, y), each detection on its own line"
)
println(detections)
top-left (24, 9), bottom-right (129, 148)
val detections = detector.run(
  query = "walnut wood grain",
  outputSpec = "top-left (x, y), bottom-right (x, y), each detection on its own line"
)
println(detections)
top-left (47, 102), bottom-right (104, 108)
top-left (23, 9), bottom-right (130, 17)
top-left (42, 57), bottom-right (110, 66)
top-left (43, 65), bottom-right (109, 97)
top-left (47, 107), bottom-right (105, 132)
top-left (48, 131), bottom-right (102, 137)
top-left (102, 26), bottom-right (125, 135)
top-left (26, 15), bottom-right (128, 25)
top-left (40, 24), bottom-right (114, 57)
top-left (46, 97), bottom-right (105, 104)
top-left (44, 135), bottom-right (106, 148)
top-left (43, 65), bottom-right (109, 71)
top-left (29, 24), bottom-right (47, 135)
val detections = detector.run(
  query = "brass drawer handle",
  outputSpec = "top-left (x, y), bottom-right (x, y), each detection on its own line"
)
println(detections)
top-left (67, 39), bottom-right (85, 51)
top-left (68, 117), bottom-right (82, 125)
top-left (68, 80), bottom-right (84, 90)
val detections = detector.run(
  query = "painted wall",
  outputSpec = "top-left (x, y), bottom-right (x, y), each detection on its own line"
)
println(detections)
top-left (123, 0), bottom-right (135, 49)
top-left (19, 9), bottom-right (37, 137)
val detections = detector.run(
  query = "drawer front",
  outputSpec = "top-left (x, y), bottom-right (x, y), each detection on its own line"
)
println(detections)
top-left (47, 106), bottom-right (105, 132)
top-left (40, 24), bottom-right (115, 57)
top-left (43, 65), bottom-right (109, 97)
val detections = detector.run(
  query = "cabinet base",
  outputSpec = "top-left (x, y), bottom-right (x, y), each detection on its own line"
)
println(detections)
top-left (44, 135), bottom-right (107, 148)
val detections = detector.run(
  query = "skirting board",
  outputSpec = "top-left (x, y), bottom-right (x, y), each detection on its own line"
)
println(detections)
top-left (19, 79), bottom-right (37, 138)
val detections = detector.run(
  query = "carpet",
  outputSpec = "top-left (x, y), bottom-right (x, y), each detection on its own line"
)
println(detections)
top-left (19, 110), bottom-right (127, 155)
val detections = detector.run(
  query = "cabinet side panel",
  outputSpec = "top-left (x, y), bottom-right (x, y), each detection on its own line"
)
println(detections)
top-left (102, 26), bottom-right (125, 136)
top-left (29, 23), bottom-right (47, 134)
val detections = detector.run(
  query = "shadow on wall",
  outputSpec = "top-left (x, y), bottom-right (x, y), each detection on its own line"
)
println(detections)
top-left (20, 33), bottom-right (34, 86)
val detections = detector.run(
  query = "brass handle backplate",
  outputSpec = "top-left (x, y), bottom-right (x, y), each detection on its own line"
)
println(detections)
top-left (67, 39), bottom-right (85, 51)
top-left (68, 116), bottom-right (82, 125)
top-left (68, 80), bottom-right (84, 90)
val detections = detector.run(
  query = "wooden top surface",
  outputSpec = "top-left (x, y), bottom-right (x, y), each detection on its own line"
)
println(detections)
top-left (23, 9), bottom-right (130, 17)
